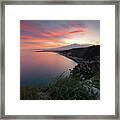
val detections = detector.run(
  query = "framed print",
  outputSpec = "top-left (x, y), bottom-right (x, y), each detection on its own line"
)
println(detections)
top-left (0, 0), bottom-right (119, 119)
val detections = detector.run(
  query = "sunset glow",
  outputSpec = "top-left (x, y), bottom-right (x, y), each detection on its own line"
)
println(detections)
top-left (20, 20), bottom-right (100, 50)
top-left (20, 20), bottom-right (100, 100)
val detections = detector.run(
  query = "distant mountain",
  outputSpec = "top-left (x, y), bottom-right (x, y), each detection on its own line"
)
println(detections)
top-left (41, 44), bottom-right (92, 51)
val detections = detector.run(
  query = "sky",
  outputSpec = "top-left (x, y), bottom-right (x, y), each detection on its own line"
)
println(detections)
top-left (20, 20), bottom-right (100, 50)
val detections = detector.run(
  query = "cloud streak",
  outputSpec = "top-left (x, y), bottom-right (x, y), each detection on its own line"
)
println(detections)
top-left (20, 20), bottom-right (100, 49)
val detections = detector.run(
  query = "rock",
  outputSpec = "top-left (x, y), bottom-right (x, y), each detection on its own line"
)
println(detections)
top-left (37, 92), bottom-right (50, 99)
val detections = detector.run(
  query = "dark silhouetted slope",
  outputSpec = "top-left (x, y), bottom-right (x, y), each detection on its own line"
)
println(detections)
top-left (59, 45), bottom-right (100, 59)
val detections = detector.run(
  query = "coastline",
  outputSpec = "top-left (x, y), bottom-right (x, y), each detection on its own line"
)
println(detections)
top-left (33, 50), bottom-right (81, 64)
top-left (56, 52), bottom-right (80, 64)
top-left (21, 50), bottom-right (100, 100)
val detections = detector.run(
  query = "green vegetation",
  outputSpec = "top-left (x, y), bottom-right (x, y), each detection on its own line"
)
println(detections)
top-left (21, 46), bottom-right (100, 100)
top-left (21, 61), bottom-right (100, 100)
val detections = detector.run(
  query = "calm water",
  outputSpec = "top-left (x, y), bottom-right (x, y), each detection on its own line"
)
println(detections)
top-left (20, 50), bottom-right (77, 87)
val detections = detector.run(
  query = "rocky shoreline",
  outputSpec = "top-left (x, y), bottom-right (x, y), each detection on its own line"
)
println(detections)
top-left (21, 46), bottom-right (100, 100)
top-left (21, 56), bottom-right (100, 100)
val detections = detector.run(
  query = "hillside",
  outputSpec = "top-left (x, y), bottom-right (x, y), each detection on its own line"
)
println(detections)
top-left (21, 45), bottom-right (100, 100)
top-left (58, 45), bottom-right (100, 60)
